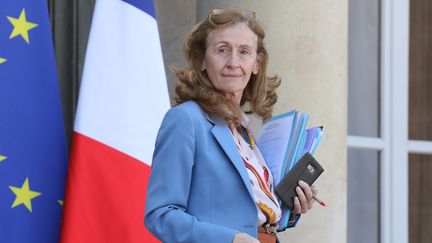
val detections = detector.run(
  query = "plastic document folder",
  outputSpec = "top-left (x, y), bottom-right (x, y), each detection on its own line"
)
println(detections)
top-left (256, 110), bottom-right (323, 230)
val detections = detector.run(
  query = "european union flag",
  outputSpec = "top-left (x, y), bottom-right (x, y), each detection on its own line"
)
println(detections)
top-left (0, 1), bottom-right (68, 242)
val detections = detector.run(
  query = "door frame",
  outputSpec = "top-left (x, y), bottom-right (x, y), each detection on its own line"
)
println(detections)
top-left (348, 0), bottom-right (432, 242)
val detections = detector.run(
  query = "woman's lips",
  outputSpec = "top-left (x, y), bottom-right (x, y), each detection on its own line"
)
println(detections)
top-left (222, 74), bottom-right (242, 78)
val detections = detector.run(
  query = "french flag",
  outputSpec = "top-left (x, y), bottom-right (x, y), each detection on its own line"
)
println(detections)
top-left (60, 0), bottom-right (169, 242)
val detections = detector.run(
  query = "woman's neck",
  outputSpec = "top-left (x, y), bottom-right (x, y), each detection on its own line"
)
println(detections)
top-left (232, 92), bottom-right (242, 105)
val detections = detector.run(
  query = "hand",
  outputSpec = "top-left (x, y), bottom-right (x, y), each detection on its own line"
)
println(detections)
top-left (232, 232), bottom-right (260, 243)
top-left (292, 180), bottom-right (318, 214)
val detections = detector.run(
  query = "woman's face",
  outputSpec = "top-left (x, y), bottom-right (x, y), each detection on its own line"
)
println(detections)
top-left (202, 23), bottom-right (259, 104)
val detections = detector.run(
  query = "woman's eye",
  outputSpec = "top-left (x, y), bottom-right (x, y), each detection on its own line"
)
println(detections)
top-left (218, 48), bottom-right (228, 54)
top-left (240, 50), bottom-right (249, 55)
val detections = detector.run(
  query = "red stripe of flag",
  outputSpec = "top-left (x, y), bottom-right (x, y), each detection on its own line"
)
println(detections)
top-left (60, 132), bottom-right (158, 243)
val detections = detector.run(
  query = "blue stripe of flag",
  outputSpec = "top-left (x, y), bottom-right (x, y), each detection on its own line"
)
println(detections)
top-left (121, 0), bottom-right (155, 18)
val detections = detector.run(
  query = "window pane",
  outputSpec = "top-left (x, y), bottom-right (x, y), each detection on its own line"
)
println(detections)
top-left (409, 0), bottom-right (432, 141)
top-left (348, 0), bottom-right (381, 137)
top-left (409, 154), bottom-right (432, 243)
top-left (348, 149), bottom-right (380, 243)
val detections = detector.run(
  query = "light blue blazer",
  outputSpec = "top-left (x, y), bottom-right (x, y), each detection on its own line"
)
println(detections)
top-left (144, 101), bottom-right (259, 243)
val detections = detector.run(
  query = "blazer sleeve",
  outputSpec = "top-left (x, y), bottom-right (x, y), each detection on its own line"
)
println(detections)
top-left (144, 107), bottom-right (237, 243)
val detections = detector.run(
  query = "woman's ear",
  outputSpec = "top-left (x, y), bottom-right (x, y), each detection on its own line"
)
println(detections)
top-left (253, 54), bottom-right (261, 74)
top-left (201, 60), bottom-right (206, 71)
top-left (253, 63), bottom-right (259, 74)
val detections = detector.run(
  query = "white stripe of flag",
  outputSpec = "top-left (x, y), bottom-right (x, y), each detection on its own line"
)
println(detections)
top-left (74, 0), bottom-right (170, 166)
top-left (61, 0), bottom-right (169, 242)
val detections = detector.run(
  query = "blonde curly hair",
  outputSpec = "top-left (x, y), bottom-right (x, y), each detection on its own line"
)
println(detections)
top-left (174, 9), bottom-right (280, 126)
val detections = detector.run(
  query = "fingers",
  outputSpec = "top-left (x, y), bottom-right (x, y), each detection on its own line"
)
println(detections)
top-left (295, 180), bottom-right (314, 213)
top-left (293, 196), bottom-right (301, 214)
top-left (295, 186), bottom-right (308, 213)
top-left (232, 232), bottom-right (260, 243)
top-left (311, 184), bottom-right (318, 197)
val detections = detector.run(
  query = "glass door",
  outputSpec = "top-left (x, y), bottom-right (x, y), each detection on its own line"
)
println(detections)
top-left (348, 0), bottom-right (411, 243)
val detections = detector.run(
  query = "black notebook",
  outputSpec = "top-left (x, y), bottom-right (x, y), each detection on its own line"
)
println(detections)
top-left (275, 152), bottom-right (324, 209)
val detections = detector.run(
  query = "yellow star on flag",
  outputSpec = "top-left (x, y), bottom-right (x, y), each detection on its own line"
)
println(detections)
top-left (0, 155), bottom-right (7, 161)
top-left (0, 58), bottom-right (6, 64)
top-left (9, 177), bottom-right (42, 212)
top-left (57, 200), bottom-right (63, 206)
top-left (7, 9), bottom-right (38, 44)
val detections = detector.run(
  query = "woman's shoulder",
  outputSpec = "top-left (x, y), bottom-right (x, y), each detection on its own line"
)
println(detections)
top-left (172, 100), bottom-right (202, 112)
top-left (165, 100), bottom-right (207, 122)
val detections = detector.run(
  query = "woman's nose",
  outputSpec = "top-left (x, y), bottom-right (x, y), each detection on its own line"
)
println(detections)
top-left (226, 52), bottom-right (240, 68)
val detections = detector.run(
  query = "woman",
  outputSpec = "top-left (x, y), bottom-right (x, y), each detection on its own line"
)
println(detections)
top-left (144, 9), bottom-right (315, 243)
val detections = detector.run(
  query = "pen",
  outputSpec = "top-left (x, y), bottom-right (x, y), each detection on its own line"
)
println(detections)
top-left (313, 195), bottom-right (326, 207)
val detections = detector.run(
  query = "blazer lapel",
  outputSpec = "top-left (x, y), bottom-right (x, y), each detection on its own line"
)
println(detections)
top-left (206, 114), bottom-right (255, 200)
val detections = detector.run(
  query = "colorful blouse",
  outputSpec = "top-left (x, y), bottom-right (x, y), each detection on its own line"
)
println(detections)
top-left (230, 113), bottom-right (281, 227)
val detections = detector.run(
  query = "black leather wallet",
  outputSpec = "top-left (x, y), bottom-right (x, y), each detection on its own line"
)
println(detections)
top-left (275, 152), bottom-right (324, 209)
